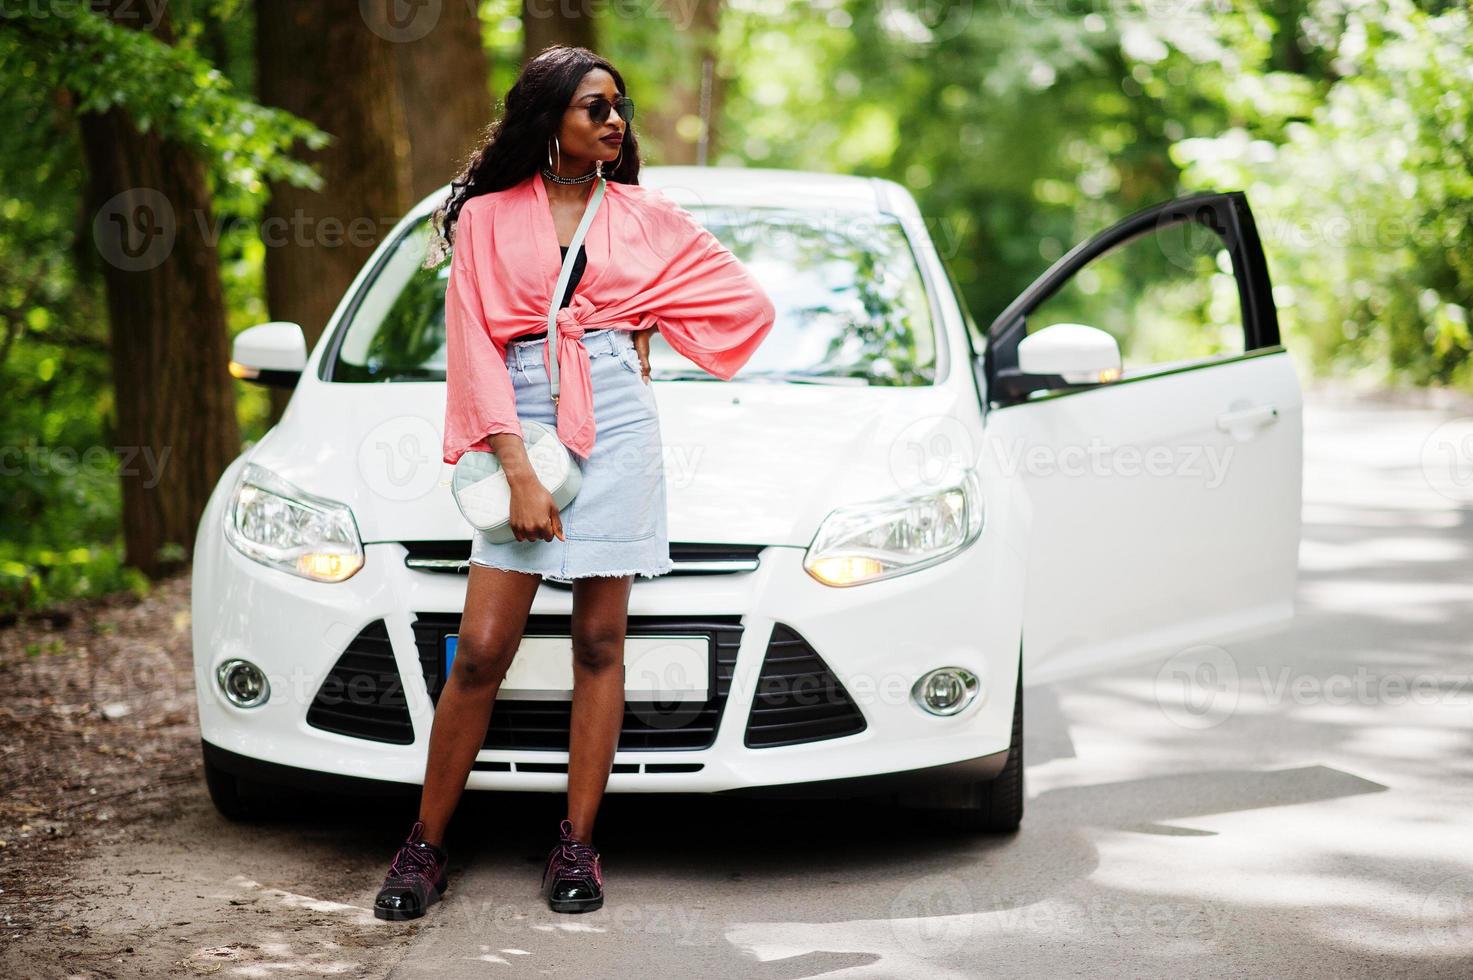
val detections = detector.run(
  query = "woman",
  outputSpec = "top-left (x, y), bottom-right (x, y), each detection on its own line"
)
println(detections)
top-left (372, 45), bottom-right (776, 920)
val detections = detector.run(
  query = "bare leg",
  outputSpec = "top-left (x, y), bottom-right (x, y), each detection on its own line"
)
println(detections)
top-left (564, 573), bottom-right (634, 843)
top-left (415, 564), bottom-right (542, 848)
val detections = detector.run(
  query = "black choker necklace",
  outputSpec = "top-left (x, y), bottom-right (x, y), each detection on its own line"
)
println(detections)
top-left (540, 164), bottom-right (600, 185)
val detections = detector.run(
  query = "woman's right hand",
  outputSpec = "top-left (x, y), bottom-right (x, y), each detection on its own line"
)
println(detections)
top-left (508, 476), bottom-right (564, 542)
top-left (487, 432), bottom-right (565, 542)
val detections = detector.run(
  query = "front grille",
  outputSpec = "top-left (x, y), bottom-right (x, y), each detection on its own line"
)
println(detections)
top-left (305, 619), bottom-right (415, 744)
top-left (400, 541), bottom-right (763, 578)
top-left (411, 613), bottom-right (743, 751)
top-left (468, 761), bottom-right (698, 774)
top-left (744, 623), bottom-right (867, 748)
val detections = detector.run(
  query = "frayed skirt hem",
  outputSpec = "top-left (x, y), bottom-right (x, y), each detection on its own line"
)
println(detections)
top-left (462, 556), bottom-right (676, 580)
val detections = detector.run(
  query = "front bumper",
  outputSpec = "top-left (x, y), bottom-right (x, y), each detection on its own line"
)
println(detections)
top-left (202, 737), bottom-right (1010, 800)
top-left (192, 512), bottom-right (1024, 796)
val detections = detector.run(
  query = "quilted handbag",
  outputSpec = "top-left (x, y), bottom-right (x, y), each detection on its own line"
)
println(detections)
top-left (450, 418), bottom-right (582, 543)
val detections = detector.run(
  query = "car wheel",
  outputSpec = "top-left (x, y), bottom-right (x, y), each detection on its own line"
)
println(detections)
top-left (899, 656), bottom-right (1024, 833)
top-left (203, 748), bottom-right (268, 822)
top-left (959, 660), bottom-right (1024, 834)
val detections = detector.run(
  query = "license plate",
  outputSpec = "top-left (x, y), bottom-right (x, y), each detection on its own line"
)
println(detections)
top-left (442, 633), bottom-right (710, 701)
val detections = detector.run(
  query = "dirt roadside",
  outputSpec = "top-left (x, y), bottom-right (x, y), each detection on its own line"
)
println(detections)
top-left (0, 571), bottom-right (428, 978)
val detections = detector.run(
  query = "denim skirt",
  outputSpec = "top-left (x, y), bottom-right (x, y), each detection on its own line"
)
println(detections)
top-left (468, 327), bottom-right (674, 581)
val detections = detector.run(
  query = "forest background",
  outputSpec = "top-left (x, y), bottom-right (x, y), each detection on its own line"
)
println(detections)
top-left (1, 0), bottom-right (1468, 612)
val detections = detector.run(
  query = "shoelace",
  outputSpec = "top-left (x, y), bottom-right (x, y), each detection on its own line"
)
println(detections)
top-left (553, 839), bottom-right (601, 883)
top-left (389, 841), bottom-right (441, 880)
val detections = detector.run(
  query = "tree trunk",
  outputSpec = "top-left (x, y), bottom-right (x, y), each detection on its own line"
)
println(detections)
top-left (522, 0), bottom-right (597, 63)
top-left (256, 0), bottom-right (413, 418)
top-left (647, 0), bottom-right (724, 164)
top-left (75, 4), bottom-right (240, 578)
top-left (395, 0), bottom-right (495, 202)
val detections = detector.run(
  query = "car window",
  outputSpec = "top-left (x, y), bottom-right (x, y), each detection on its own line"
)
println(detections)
top-left (325, 206), bottom-right (938, 386)
top-left (1024, 223), bottom-right (1244, 378)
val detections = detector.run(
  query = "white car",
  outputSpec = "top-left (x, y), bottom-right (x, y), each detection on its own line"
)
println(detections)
top-left (193, 166), bottom-right (1301, 832)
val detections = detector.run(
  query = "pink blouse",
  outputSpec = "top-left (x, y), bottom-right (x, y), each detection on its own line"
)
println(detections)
top-left (442, 172), bottom-right (777, 465)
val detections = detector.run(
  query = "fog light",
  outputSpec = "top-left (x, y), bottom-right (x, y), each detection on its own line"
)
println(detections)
top-left (217, 659), bottom-right (270, 708)
top-left (911, 667), bottom-right (979, 716)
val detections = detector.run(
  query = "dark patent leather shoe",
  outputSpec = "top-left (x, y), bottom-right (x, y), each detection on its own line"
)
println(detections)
top-left (374, 819), bottom-right (450, 921)
top-left (541, 818), bottom-right (604, 913)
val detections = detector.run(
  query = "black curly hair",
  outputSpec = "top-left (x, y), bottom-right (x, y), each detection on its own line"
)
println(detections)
top-left (421, 44), bottom-right (641, 269)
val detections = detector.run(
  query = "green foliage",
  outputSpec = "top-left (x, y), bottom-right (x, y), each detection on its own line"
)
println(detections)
top-left (2, 0), bottom-right (1470, 611)
top-left (0, 541), bottom-right (152, 618)
top-left (0, 2), bottom-right (321, 610)
top-left (0, 4), bottom-right (328, 204)
top-left (1170, 0), bottom-right (1473, 386)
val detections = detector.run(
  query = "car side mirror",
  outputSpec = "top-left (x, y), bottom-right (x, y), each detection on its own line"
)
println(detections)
top-left (1016, 322), bottom-right (1122, 386)
top-left (231, 321), bottom-right (307, 389)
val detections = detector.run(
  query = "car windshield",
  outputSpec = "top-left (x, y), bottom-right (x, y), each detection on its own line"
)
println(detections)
top-left (325, 204), bottom-right (937, 385)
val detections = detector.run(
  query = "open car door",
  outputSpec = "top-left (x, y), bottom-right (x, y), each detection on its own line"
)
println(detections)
top-left (982, 191), bottom-right (1302, 685)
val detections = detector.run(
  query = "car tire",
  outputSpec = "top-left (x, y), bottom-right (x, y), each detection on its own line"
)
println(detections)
top-left (203, 748), bottom-right (268, 822)
top-left (893, 653), bottom-right (1025, 833)
top-left (959, 659), bottom-right (1025, 834)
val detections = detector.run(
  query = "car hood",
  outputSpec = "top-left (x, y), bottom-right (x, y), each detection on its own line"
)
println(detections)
top-left (244, 379), bottom-right (968, 548)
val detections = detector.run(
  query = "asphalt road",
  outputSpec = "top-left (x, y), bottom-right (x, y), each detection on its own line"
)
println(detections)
top-left (26, 386), bottom-right (1473, 978)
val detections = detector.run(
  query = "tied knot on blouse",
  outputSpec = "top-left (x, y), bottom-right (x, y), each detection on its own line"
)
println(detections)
top-left (542, 292), bottom-right (601, 453)
top-left (441, 174), bottom-right (778, 464)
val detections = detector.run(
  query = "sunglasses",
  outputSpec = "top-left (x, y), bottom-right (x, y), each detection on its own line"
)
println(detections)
top-left (569, 95), bottom-right (635, 126)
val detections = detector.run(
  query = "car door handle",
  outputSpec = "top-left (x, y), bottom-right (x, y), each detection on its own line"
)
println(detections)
top-left (1216, 404), bottom-right (1279, 431)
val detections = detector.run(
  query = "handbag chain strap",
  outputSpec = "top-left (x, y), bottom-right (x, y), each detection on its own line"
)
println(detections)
top-left (546, 175), bottom-right (607, 405)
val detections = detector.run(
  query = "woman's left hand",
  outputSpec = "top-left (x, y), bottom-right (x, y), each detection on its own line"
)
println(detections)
top-left (632, 326), bottom-right (655, 384)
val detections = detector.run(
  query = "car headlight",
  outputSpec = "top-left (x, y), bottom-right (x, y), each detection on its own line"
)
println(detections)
top-left (223, 462), bottom-right (364, 582)
top-left (803, 469), bottom-right (984, 587)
